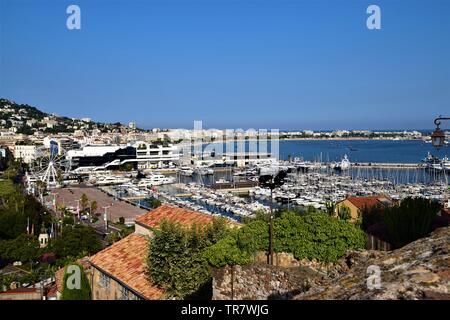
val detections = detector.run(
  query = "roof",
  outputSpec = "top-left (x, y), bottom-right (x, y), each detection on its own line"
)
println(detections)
top-left (88, 233), bottom-right (164, 300)
top-left (342, 195), bottom-right (393, 210)
top-left (135, 204), bottom-right (216, 230)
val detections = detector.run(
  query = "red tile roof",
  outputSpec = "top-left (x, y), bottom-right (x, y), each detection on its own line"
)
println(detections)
top-left (88, 234), bottom-right (164, 300)
top-left (135, 204), bottom-right (216, 230)
top-left (344, 195), bottom-right (393, 210)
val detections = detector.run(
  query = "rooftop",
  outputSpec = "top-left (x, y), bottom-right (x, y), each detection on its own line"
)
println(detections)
top-left (88, 233), bottom-right (164, 300)
top-left (135, 204), bottom-right (216, 230)
top-left (343, 195), bottom-right (393, 210)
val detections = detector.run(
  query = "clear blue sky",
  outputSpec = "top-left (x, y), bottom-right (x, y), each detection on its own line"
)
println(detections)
top-left (1, 0), bottom-right (449, 130)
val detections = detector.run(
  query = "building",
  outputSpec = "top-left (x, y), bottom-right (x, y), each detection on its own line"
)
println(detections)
top-left (88, 205), bottom-right (235, 300)
top-left (133, 141), bottom-right (179, 169)
top-left (13, 144), bottom-right (43, 164)
top-left (335, 195), bottom-right (393, 222)
top-left (134, 204), bottom-right (216, 237)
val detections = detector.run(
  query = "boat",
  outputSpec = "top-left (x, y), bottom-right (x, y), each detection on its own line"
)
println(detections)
top-left (137, 174), bottom-right (175, 187)
top-left (180, 166), bottom-right (194, 176)
top-left (421, 152), bottom-right (443, 171)
top-left (334, 155), bottom-right (351, 172)
top-left (195, 167), bottom-right (214, 175)
top-left (95, 176), bottom-right (131, 186)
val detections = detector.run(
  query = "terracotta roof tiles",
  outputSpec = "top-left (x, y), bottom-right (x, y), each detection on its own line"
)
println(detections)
top-left (88, 234), bottom-right (164, 300)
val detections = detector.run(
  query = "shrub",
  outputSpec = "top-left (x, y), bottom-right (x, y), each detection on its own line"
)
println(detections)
top-left (205, 211), bottom-right (366, 267)
top-left (60, 263), bottom-right (91, 300)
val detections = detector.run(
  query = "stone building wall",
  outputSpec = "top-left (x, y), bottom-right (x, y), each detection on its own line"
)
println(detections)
top-left (212, 263), bottom-right (322, 300)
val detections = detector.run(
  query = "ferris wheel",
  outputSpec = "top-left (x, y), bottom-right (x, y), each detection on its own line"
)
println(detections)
top-left (28, 143), bottom-right (71, 189)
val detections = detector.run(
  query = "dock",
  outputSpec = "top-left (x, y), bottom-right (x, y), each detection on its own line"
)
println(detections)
top-left (351, 162), bottom-right (421, 169)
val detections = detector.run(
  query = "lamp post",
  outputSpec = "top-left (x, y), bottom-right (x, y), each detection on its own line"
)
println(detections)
top-left (258, 169), bottom-right (287, 266)
top-left (431, 116), bottom-right (450, 149)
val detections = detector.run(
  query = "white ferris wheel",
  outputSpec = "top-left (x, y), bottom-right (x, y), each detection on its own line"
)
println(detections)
top-left (28, 144), bottom-right (71, 189)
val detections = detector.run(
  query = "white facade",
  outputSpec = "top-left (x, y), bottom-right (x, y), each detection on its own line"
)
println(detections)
top-left (13, 145), bottom-right (40, 163)
top-left (133, 141), bottom-right (179, 169)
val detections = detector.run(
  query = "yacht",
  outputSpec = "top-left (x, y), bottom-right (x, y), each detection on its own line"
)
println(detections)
top-left (334, 155), bottom-right (351, 172)
top-left (180, 166), bottom-right (194, 176)
top-left (95, 176), bottom-right (131, 186)
top-left (137, 174), bottom-right (175, 187)
top-left (422, 152), bottom-right (443, 171)
top-left (195, 166), bottom-right (214, 175)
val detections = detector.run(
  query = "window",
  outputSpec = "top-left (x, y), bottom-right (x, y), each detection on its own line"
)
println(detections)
top-left (99, 273), bottom-right (110, 289)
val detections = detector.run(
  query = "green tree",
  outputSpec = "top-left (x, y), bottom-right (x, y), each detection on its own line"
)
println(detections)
top-left (147, 219), bottom-right (229, 299)
top-left (80, 194), bottom-right (89, 212)
top-left (60, 263), bottom-right (91, 300)
top-left (337, 205), bottom-right (352, 221)
top-left (48, 225), bottom-right (102, 259)
top-left (90, 200), bottom-right (98, 215)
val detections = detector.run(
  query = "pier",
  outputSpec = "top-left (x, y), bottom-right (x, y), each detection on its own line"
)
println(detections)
top-left (351, 162), bottom-right (421, 169)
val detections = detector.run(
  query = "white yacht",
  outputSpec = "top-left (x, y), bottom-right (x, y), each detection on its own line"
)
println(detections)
top-left (137, 174), bottom-right (175, 187)
top-left (195, 166), bottom-right (214, 175)
top-left (334, 154), bottom-right (351, 172)
top-left (95, 176), bottom-right (131, 185)
top-left (180, 166), bottom-right (194, 176)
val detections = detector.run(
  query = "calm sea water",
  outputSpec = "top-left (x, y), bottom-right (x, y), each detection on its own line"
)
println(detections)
top-left (202, 140), bottom-right (450, 163)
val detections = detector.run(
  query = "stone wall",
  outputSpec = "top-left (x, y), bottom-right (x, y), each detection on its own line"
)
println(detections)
top-left (212, 263), bottom-right (322, 300)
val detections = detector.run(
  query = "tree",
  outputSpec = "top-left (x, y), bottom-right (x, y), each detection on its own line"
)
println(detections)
top-left (337, 205), bottom-right (352, 221)
top-left (147, 219), bottom-right (229, 299)
top-left (325, 202), bottom-right (335, 216)
top-left (60, 263), bottom-right (91, 300)
top-left (80, 194), bottom-right (89, 212)
top-left (48, 225), bottom-right (102, 259)
top-left (90, 200), bottom-right (98, 215)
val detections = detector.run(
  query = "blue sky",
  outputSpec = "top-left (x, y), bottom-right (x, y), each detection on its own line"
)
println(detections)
top-left (0, 0), bottom-right (449, 130)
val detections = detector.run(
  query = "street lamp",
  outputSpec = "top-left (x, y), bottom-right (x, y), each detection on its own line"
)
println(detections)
top-left (258, 168), bottom-right (287, 266)
top-left (431, 116), bottom-right (450, 149)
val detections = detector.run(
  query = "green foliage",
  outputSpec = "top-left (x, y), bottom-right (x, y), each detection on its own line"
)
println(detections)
top-left (0, 234), bottom-right (41, 263)
top-left (60, 263), bottom-right (91, 300)
top-left (147, 218), bottom-right (229, 299)
top-left (48, 225), bottom-right (102, 259)
top-left (205, 211), bottom-right (366, 267)
top-left (148, 198), bottom-right (162, 209)
top-left (80, 193), bottom-right (89, 211)
top-left (325, 202), bottom-right (336, 216)
top-left (337, 205), bottom-right (352, 221)
top-left (0, 180), bottom-right (50, 240)
top-left (381, 197), bottom-right (440, 248)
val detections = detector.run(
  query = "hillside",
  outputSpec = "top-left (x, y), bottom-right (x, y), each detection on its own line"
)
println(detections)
top-left (0, 98), bottom-right (144, 134)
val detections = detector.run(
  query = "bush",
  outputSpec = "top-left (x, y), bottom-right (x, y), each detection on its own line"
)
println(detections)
top-left (147, 218), bottom-right (229, 299)
top-left (205, 211), bottom-right (366, 267)
top-left (381, 197), bottom-right (440, 248)
top-left (361, 197), bottom-right (443, 249)
top-left (60, 263), bottom-right (91, 300)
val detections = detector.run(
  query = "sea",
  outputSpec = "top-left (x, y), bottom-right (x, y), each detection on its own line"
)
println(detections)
top-left (199, 139), bottom-right (449, 163)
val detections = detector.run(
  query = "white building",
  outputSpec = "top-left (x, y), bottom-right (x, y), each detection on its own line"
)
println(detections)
top-left (13, 145), bottom-right (42, 164)
top-left (133, 141), bottom-right (179, 169)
